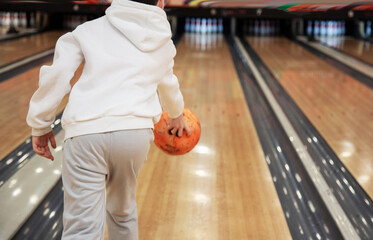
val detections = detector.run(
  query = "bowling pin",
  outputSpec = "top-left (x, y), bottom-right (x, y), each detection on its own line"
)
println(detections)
top-left (366, 20), bottom-right (371, 38)
top-left (20, 12), bottom-right (27, 29)
top-left (4, 12), bottom-right (10, 27)
top-left (207, 18), bottom-right (212, 33)
top-left (314, 20), bottom-right (320, 36)
top-left (320, 21), bottom-right (326, 36)
top-left (212, 18), bottom-right (217, 33)
top-left (336, 21), bottom-right (341, 36)
top-left (359, 21), bottom-right (366, 38)
top-left (218, 18), bottom-right (223, 33)
top-left (185, 17), bottom-right (190, 32)
top-left (201, 18), bottom-right (207, 34)
top-left (190, 18), bottom-right (196, 33)
top-left (327, 21), bottom-right (332, 36)
top-left (14, 12), bottom-right (19, 29)
top-left (195, 18), bottom-right (201, 33)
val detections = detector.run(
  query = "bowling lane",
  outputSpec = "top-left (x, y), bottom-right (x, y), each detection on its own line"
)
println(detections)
top-left (319, 36), bottom-right (373, 66)
top-left (0, 59), bottom-right (82, 161)
top-left (0, 30), bottom-right (66, 67)
top-left (247, 36), bottom-right (373, 199)
top-left (133, 34), bottom-right (291, 240)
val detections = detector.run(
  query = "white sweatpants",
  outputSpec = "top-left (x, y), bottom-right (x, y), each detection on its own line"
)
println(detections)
top-left (61, 129), bottom-right (153, 240)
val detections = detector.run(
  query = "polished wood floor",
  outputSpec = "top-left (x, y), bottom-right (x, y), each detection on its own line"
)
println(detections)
top-left (1, 33), bottom-right (292, 239)
top-left (0, 60), bottom-right (82, 160)
top-left (131, 34), bottom-right (291, 240)
top-left (319, 36), bottom-right (373, 66)
top-left (0, 30), bottom-right (66, 67)
top-left (247, 36), bottom-right (373, 199)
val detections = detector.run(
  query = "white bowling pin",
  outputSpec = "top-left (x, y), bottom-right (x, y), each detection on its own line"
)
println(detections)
top-left (190, 18), bottom-right (196, 33)
top-left (4, 12), bottom-right (10, 27)
top-left (195, 18), bottom-right (201, 33)
top-left (218, 18), bottom-right (223, 33)
top-left (314, 20), bottom-right (320, 35)
top-left (185, 17), bottom-right (190, 32)
top-left (207, 18), bottom-right (212, 33)
top-left (20, 12), bottom-right (27, 28)
top-left (366, 20), bottom-right (371, 37)
top-left (212, 18), bottom-right (217, 33)
top-left (321, 21), bottom-right (326, 36)
top-left (201, 18), bottom-right (207, 34)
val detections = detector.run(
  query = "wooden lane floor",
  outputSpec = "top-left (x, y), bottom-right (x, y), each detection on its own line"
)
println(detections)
top-left (0, 61), bottom-right (82, 161)
top-left (247, 36), bottom-right (373, 199)
top-left (319, 36), bottom-right (373, 66)
top-left (0, 30), bottom-right (66, 67)
top-left (121, 34), bottom-right (292, 240)
top-left (1, 33), bottom-right (290, 238)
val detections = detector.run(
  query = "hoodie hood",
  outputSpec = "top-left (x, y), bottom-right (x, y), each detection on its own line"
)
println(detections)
top-left (106, 0), bottom-right (172, 52)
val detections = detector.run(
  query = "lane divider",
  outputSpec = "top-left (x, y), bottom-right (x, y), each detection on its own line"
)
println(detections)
top-left (241, 37), bottom-right (373, 239)
top-left (294, 36), bottom-right (373, 89)
top-left (234, 36), bottom-right (360, 240)
top-left (0, 48), bottom-right (55, 82)
top-left (227, 35), bottom-right (344, 239)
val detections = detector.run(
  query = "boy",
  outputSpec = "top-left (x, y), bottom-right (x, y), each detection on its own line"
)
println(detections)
top-left (26, 0), bottom-right (190, 239)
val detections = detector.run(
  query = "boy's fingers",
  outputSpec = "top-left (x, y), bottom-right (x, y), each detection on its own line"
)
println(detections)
top-left (33, 145), bottom-right (54, 161)
top-left (177, 128), bottom-right (183, 137)
top-left (34, 144), bottom-right (45, 153)
top-left (43, 147), bottom-right (54, 161)
top-left (34, 148), bottom-right (44, 156)
top-left (185, 125), bottom-right (191, 136)
top-left (49, 134), bottom-right (56, 148)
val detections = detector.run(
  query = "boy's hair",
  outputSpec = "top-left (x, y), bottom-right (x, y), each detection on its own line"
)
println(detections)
top-left (131, 0), bottom-right (158, 5)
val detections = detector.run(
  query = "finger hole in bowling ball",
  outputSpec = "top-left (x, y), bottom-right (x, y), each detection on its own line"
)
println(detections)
top-left (168, 129), bottom-right (183, 138)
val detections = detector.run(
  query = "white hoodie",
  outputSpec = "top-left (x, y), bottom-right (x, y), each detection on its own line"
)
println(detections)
top-left (26, 0), bottom-right (184, 140)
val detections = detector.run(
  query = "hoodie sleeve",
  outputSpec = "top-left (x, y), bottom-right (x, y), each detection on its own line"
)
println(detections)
top-left (157, 58), bottom-right (184, 119)
top-left (26, 32), bottom-right (83, 136)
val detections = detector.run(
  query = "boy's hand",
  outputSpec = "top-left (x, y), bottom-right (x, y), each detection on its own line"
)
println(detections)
top-left (32, 131), bottom-right (57, 161)
top-left (168, 113), bottom-right (191, 137)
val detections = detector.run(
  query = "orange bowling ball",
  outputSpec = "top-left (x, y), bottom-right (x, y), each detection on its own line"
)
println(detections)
top-left (153, 108), bottom-right (201, 155)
